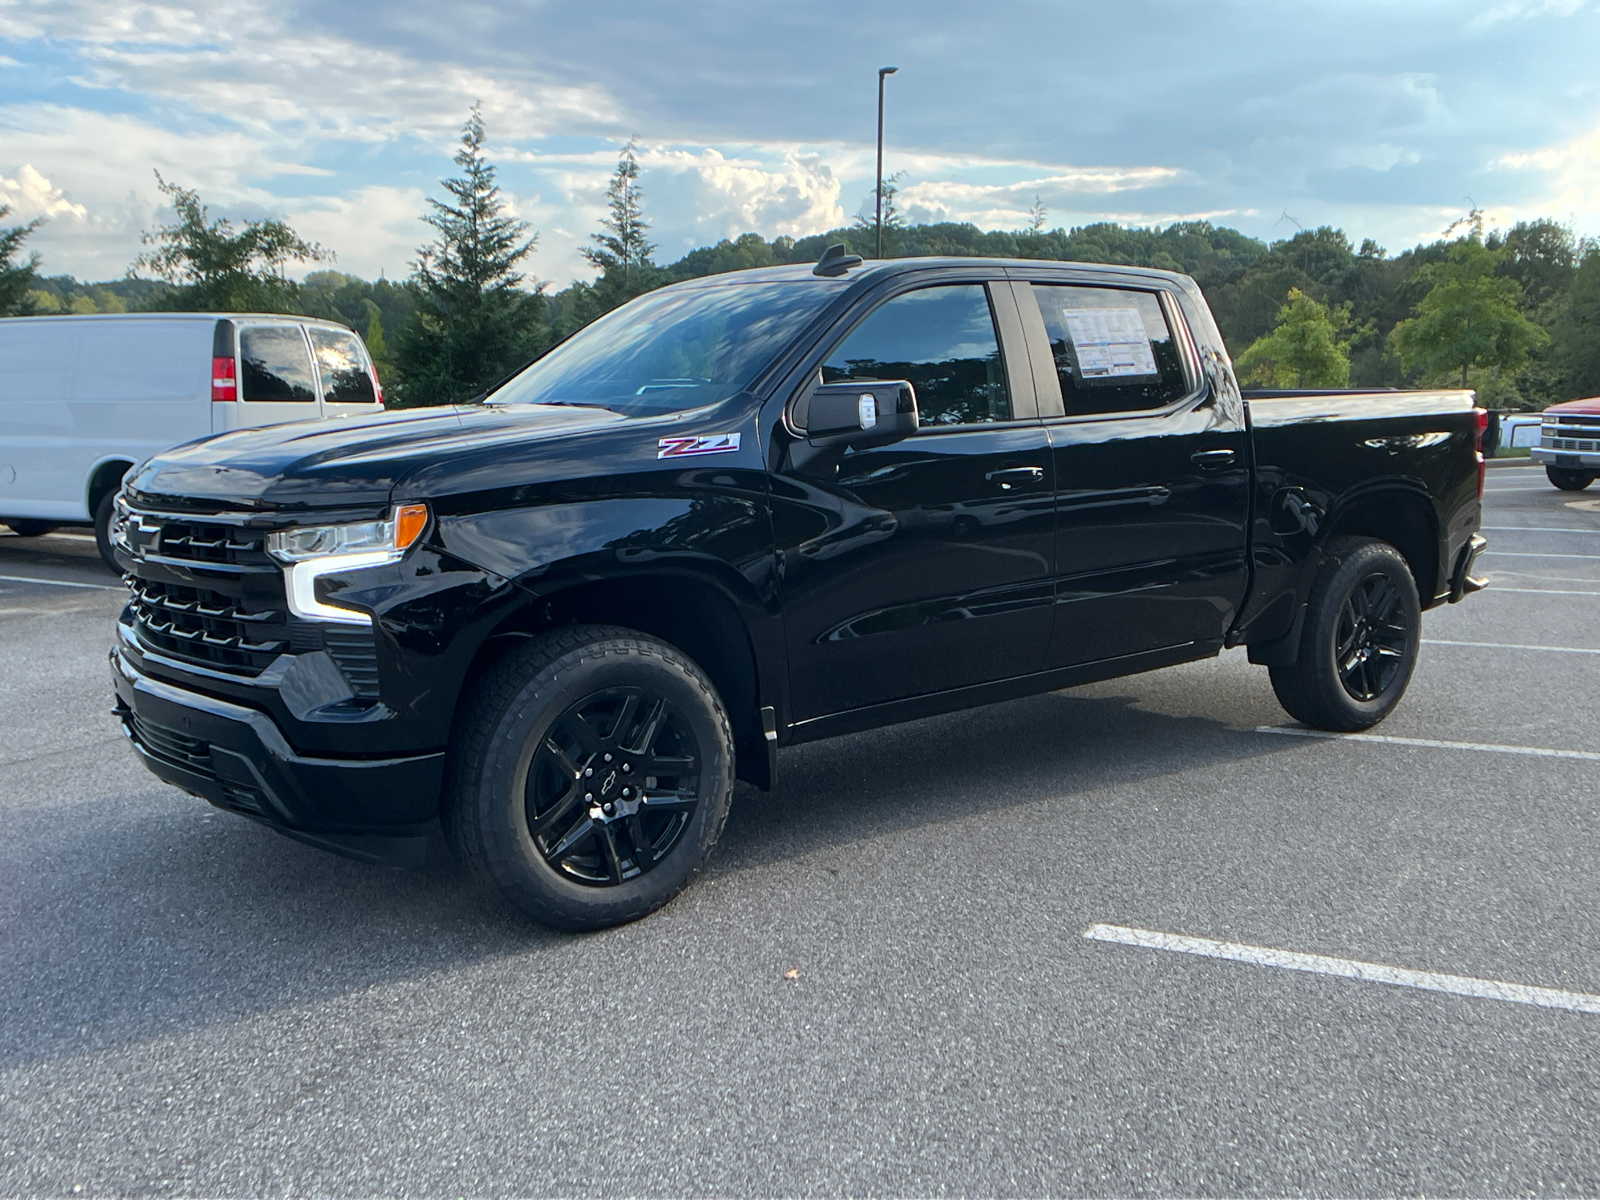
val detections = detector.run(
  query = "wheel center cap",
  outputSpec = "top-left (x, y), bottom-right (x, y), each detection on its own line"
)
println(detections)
top-left (599, 768), bottom-right (619, 797)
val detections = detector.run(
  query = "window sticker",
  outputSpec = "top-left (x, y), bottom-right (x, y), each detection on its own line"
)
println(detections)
top-left (1060, 307), bottom-right (1159, 380)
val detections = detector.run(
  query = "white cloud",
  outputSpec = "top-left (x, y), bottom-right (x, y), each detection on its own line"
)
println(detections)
top-left (0, 164), bottom-right (88, 222)
top-left (283, 185), bottom-right (430, 282)
top-left (1466, 0), bottom-right (1586, 32)
top-left (1495, 119), bottom-right (1600, 230)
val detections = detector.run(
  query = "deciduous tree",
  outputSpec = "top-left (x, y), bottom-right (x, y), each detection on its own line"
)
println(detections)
top-left (131, 174), bottom-right (330, 311)
top-left (1235, 288), bottom-right (1352, 387)
top-left (1390, 237), bottom-right (1548, 388)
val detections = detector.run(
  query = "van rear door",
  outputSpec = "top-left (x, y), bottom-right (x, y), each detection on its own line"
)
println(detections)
top-left (215, 321), bottom-right (322, 434)
top-left (307, 325), bottom-right (384, 418)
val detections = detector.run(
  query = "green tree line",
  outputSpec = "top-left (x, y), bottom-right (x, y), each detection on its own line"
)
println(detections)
top-left (3, 107), bottom-right (1597, 410)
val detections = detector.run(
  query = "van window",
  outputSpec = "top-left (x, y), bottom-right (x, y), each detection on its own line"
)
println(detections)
top-left (1031, 285), bottom-right (1189, 416)
top-left (240, 326), bottom-right (317, 402)
top-left (309, 327), bottom-right (377, 403)
top-left (822, 284), bottom-right (1011, 426)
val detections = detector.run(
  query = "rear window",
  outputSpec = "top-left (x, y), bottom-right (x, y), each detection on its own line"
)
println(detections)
top-left (240, 326), bottom-right (317, 402)
top-left (309, 327), bottom-right (377, 403)
top-left (1030, 285), bottom-right (1190, 415)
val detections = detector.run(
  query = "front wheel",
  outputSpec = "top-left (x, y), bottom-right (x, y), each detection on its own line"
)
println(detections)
top-left (1546, 466), bottom-right (1595, 491)
top-left (446, 625), bottom-right (735, 931)
top-left (92, 491), bottom-right (120, 572)
top-left (1269, 537), bottom-right (1421, 731)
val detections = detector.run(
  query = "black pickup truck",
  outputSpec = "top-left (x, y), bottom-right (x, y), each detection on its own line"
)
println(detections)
top-left (110, 253), bottom-right (1488, 929)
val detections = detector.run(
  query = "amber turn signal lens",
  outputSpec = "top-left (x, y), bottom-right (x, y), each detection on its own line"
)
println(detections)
top-left (394, 504), bottom-right (429, 550)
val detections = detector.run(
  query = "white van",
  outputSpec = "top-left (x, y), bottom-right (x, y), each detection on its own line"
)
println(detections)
top-left (0, 313), bottom-right (383, 568)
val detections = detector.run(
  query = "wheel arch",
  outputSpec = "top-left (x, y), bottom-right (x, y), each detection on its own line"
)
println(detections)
top-left (1321, 483), bottom-right (1441, 607)
top-left (458, 571), bottom-right (774, 790)
top-left (85, 457), bottom-right (136, 518)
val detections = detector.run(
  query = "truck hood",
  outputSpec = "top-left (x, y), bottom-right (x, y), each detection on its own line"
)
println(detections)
top-left (1545, 396), bottom-right (1600, 416)
top-left (126, 403), bottom-right (627, 512)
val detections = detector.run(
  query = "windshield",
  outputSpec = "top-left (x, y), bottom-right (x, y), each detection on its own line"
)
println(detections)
top-left (487, 281), bottom-right (837, 416)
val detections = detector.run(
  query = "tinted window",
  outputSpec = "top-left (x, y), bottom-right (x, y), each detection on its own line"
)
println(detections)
top-left (240, 326), bottom-right (316, 402)
top-left (1032, 285), bottom-right (1188, 415)
top-left (489, 282), bottom-right (835, 416)
top-left (822, 285), bottom-right (1011, 426)
top-left (309, 327), bottom-right (377, 403)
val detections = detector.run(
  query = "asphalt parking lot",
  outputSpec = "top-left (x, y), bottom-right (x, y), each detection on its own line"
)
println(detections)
top-left (2, 459), bottom-right (1597, 1196)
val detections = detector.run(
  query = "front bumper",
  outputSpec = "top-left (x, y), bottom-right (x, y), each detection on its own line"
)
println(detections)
top-left (112, 644), bottom-right (444, 865)
top-left (1531, 448), bottom-right (1600, 468)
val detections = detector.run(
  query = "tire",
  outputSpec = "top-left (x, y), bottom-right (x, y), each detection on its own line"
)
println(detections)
top-left (92, 490), bottom-right (120, 572)
top-left (445, 624), bottom-right (735, 932)
top-left (1546, 466), bottom-right (1595, 491)
top-left (1269, 536), bottom-right (1421, 732)
top-left (4, 519), bottom-right (56, 538)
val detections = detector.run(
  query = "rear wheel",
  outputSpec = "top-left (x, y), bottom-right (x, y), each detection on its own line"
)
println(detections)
top-left (3, 519), bottom-right (55, 537)
top-left (1269, 536), bottom-right (1421, 732)
top-left (1546, 466), bottom-right (1596, 491)
top-left (446, 624), bottom-right (735, 931)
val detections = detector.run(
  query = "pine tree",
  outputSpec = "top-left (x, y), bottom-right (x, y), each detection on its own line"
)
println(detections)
top-left (0, 204), bottom-right (44, 317)
top-left (395, 105), bottom-right (548, 406)
top-left (583, 137), bottom-right (657, 299)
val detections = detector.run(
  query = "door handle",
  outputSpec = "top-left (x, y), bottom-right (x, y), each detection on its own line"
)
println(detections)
top-left (986, 466), bottom-right (1046, 490)
top-left (1190, 449), bottom-right (1237, 469)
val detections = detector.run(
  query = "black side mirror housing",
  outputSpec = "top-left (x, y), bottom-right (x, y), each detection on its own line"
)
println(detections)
top-left (803, 381), bottom-right (919, 450)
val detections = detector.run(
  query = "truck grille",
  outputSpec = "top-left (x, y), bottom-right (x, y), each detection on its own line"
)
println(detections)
top-left (120, 501), bottom-right (380, 695)
top-left (120, 504), bottom-right (288, 675)
top-left (1543, 414), bottom-right (1600, 453)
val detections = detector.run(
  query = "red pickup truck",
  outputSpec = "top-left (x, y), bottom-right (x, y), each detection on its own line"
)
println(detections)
top-left (1534, 396), bottom-right (1600, 490)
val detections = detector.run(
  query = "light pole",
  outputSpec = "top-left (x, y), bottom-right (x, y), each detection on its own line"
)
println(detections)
top-left (875, 65), bottom-right (898, 260)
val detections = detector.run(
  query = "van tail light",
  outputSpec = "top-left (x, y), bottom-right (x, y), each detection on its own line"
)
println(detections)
top-left (212, 356), bottom-right (238, 402)
top-left (1474, 407), bottom-right (1488, 498)
top-left (371, 367), bottom-right (384, 407)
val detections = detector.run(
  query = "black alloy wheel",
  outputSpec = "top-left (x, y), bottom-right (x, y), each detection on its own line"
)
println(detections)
top-left (447, 624), bottom-right (735, 931)
top-left (1333, 570), bottom-right (1411, 702)
top-left (527, 687), bottom-right (702, 886)
top-left (1268, 536), bottom-right (1421, 731)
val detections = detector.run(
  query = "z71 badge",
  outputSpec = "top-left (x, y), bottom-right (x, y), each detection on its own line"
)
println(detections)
top-left (657, 433), bottom-right (741, 459)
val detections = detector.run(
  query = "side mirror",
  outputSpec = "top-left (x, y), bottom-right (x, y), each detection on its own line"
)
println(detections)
top-left (804, 381), bottom-right (919, 450)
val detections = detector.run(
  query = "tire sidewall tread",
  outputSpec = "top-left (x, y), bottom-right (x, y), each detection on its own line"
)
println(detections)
top-left (446, 624), bottom-right (734, 932)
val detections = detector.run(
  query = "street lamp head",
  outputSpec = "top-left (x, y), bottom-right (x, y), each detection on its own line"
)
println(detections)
top-left (879, 66), bottom-right (899, 77)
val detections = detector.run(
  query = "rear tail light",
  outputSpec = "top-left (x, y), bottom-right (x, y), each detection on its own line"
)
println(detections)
top-left (371, 367), bottom-right (384, 407)
top-left (1474, 407), bottom-right (1488, 498)
top-left (212, 356), bottom-right (237, 402)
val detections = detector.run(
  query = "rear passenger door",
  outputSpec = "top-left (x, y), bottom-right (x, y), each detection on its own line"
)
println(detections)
top-left (308, 325), bottom-right (383, 417)
top-left (220, 322), bottom-right (322, 433)
top-left (1015, 279), bottom-right (1251, 669)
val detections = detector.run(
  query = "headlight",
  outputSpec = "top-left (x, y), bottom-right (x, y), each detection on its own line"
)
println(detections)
top-left (269, 503), bottom-right (429, 624)
top-left (267, 504), bottom-right (429, 564)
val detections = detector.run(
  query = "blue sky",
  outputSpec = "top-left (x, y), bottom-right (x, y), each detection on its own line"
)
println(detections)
top-left (2, 0), bottom-right (1597, 286)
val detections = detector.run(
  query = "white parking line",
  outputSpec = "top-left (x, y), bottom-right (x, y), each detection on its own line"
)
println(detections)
top-left (1254, 725), bottom-right (1600, 761)
top-left (0, 573), bottom-right (122, 591)
top-left (1482, 551), bottom-right (1600, 559)
top-left (1083, 924), bottom-right (1600, 1015)
top-left (1478, 587), bottom-right (1600, 596)
top-left (1482, 525), bottom-right (1600, 534)
top-left (1424, 638), bottom-right (1600, 654)
top-left (1484, 485), bottom-right (1566, 491)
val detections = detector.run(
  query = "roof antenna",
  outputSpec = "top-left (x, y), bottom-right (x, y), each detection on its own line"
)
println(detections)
top-left (813, 243), bottom-right (863, 278)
